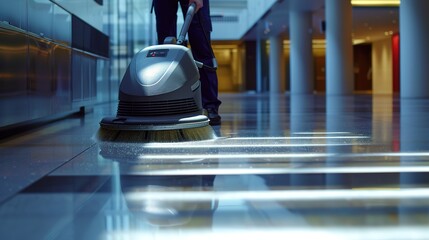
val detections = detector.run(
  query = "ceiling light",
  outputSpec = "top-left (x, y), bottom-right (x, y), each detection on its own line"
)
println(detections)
top-left (351, 0), bottom-right (400, 6)
top-left (353, 39), bottom-right (366, 45)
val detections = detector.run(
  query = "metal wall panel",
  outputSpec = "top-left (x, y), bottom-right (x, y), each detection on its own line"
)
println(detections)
top-left (0, 26), bottom-right (28, 95)
top-left (71, 51), bottom-right (98, 103)
top-left (90, 58), bottom-right (97, 99)
top-left (82, 56), bottom-right (91, 100)
top-left (1, 0), bottom-right (108, 130)
top-left (96, 59), bottom-right (110, 102)
top-left (27, 34), bottom-right (53, 119)
top-left (52, 45), bottom-right (72, 113)
top-left (72, 52), bottom-right (83, 101)
top-left (83, 54), bottom-right (97, 101)
top-left (0, 25), bottom-right (29, 127)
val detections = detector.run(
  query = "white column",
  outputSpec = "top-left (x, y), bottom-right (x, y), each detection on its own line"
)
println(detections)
top-left (326, 96), bottom-right (353, 186)
top-left (325, 0), bottom-right (353, 95)
top-left (400, 0), bottom-right (429, 98)
top-left (269, 36), bottom-right (282, 93)
top-left (289, 11), bottom-right (314, 94)
top-left (399, 99), bottom-right (429, 220)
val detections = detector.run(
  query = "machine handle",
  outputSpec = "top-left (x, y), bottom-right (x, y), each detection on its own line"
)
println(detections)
top-left (194, 58), bottom-right (218, 72)
top-left (176, 2), bottom-right (197, 46)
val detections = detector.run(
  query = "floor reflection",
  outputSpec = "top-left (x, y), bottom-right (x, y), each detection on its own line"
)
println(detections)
top-left (1, 94), bottom-right (429, 239)
top-left (119, 174), bottom-right (215, 229)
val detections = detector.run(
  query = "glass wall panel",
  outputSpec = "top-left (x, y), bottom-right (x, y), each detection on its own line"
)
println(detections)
top-left (51, 0), bottom-right (104, 33)
top-left (104, 0), bottom-right (154, 102)
top-left (53, 5), bottom-right (71, 46)
top-left (28, 0), bottom-right (53, 39)
top-left (0, 0), bottom-right (27, 30)
top-left (107, 0), bottom-right (120, 100)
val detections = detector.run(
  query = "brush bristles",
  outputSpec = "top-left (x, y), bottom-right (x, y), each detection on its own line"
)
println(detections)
top-left (96, 125), bottom-right (216, 143)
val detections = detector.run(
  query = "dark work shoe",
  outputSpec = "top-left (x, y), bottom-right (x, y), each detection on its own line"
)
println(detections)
top-left (205, 108), bottom-right (221, 126)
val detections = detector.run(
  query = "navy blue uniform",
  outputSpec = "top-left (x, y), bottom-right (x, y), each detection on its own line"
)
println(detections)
top-left (153, 0), bottom-right (222, 113)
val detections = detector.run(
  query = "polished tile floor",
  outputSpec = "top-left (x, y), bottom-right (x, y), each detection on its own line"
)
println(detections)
top-left (1, 93), bottom-right (429, 239)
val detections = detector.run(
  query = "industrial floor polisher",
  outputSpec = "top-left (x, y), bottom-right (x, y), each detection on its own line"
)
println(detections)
top-left (97, 3), bottom-right (216, 143)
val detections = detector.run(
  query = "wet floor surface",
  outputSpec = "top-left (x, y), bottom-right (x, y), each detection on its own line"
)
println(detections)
top-left (1, 93), bottom-right (429, 239)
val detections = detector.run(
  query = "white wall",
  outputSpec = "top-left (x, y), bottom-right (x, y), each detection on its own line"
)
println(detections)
top-left (372, 38), bottom-right (393, 95)
top-left (211, 0), bottom-right (277, 40)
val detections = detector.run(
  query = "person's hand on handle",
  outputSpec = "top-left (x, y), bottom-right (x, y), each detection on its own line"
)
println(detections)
top-left (189, 0), bottom-right (203, 11)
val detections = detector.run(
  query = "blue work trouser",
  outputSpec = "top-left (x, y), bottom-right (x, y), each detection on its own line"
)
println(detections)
top-left (153, 0), bottom-right (221, 110)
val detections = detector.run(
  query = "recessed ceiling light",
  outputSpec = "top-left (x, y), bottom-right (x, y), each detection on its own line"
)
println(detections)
top-left (351, 0), bottom-right (400, 6)
top-left (353, 39), bottom-right (366, 45)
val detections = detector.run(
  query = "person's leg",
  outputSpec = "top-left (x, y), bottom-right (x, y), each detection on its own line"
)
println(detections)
top-left (153, 0), bottom-right (179, 44)
top-left (180, 0), bottom-right (222, 119)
